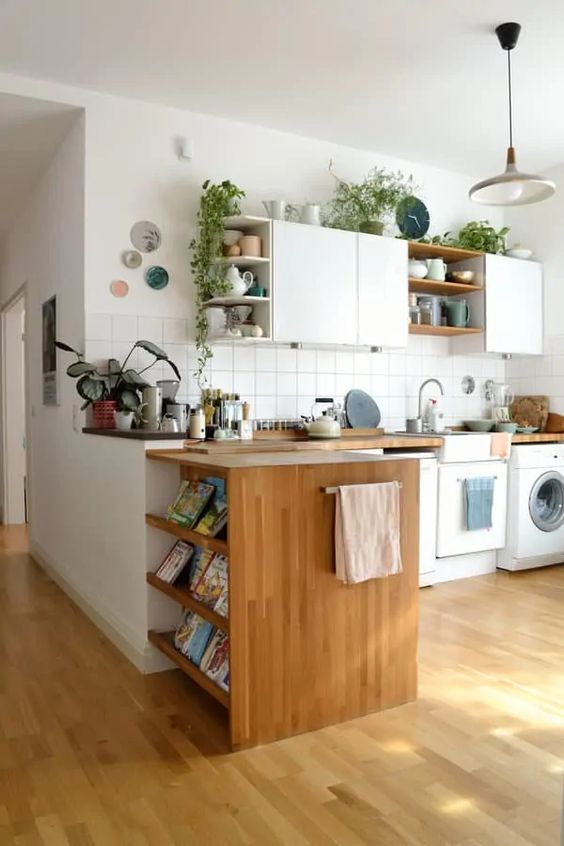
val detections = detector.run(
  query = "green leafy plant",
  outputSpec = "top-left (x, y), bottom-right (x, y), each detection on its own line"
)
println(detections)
top-left (55, 340), bottom-right (180, 411)
top-left (323, 160), bottom-right (417, 233)
top-left (452, 220), bottom-right (510, 254)
top-left (189, 179), bottom-right (245, 387)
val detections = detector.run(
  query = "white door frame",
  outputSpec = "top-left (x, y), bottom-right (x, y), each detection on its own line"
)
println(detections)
top-left (1, 285), bottom-right (28, 524)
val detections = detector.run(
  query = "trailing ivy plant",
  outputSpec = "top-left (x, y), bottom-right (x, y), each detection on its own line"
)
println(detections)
top-left (189, 179), bottom-right (245, 387)
top-left (55, 340), bottom-right (180, 410)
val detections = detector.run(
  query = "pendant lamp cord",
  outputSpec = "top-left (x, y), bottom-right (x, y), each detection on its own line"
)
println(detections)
top-left (507, 48), bottom-right (513, 147)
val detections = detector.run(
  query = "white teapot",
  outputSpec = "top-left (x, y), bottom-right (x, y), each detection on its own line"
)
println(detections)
top-left (225, 265), bottom-right (253, 297)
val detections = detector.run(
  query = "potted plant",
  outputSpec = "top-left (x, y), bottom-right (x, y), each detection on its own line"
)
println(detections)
top-left (323, 160), bottom-right (417, 234)
top-left (56, 339), bottom-right (181, 429)
top-left (451, 220), bottom-right (510, 254)
top-left (189, 179), bottom-right (245, 387)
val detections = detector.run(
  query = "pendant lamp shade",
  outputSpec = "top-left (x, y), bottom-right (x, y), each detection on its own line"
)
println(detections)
top-left (469, 22), bottom-right (555, 207)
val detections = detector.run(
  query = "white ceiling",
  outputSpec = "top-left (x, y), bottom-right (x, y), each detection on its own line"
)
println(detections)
top-left (0, 0), bottom-right (561, 176)
top-left (0, 93), bottom-right (80, 234)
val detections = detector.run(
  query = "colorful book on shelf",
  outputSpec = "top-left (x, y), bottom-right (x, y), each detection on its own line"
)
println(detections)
top-left (195, 476), bottom-right (228, 537)
top-left (167, 480), bottom-right (215, 528)
top-left (200, 628), bottom-right (230, 691)
top-left (173, 611), bottom-right (215, 666)
top-left (188, 548), bottom-right (215, 591)
top-left (191, 553), bottom-right (228, 614)
top-left (154, 540), bottom-right (194, 584)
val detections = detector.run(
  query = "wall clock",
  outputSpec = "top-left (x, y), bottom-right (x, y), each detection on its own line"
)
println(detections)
top-left (396, 197), bottom-right (430, 239)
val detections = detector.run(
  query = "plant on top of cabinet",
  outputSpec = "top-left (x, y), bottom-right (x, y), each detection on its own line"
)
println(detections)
top-left (55, 339), bottom-right (180, 411)
top-left (451, 220), bottom-right (510, 254)
top-left (190, 179), bottom-right (245, 386)
top-left (323, 159), bottom-right (417, 235)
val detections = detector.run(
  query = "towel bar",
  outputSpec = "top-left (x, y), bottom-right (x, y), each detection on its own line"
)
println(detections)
top-left (321, 482), bottom-right (403, 494)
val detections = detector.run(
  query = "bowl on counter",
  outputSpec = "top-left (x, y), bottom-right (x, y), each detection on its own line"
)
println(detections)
top-left (449, 270), bottom-right (476, 284)
top-left (464, 419), bottom-right (495, 432)
top-left (495, 422), bottom-right (518, 434)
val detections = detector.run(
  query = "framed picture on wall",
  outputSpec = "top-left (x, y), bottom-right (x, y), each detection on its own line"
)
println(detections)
top-left (42, 295), bottom-right (58, 406)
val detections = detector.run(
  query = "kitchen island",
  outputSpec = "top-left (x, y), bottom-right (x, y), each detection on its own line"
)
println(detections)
top-left (145, 448), bottom-right (421, 750)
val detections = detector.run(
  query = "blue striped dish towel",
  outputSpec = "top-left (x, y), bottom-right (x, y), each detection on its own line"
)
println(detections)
top-left (464, 477), bottom-right (495, 530)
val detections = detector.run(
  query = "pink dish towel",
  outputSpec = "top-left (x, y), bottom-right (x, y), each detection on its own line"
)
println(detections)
top-left (490, 432), bottom-right (512, 459)
top-left (335, 482), bottom-right (403, 584)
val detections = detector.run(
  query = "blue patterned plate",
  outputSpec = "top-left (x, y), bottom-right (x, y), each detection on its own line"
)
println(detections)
top-left (145, 265), bottom-right (169, 290)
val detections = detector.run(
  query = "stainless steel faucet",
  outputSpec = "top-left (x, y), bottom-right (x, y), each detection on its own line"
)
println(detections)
top-left (418, 378), bottom-right (445, 421)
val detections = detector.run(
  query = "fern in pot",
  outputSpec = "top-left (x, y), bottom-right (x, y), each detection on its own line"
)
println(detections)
top-left (56, 339), bottom-right (181, 430)
top-left (323, 160), bottom-right (417, 234)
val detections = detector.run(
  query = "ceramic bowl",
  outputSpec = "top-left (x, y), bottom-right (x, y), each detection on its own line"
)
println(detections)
top-left (464, 419), bottom-right (495, 432)
top-left (505, 248), bottom-right (533, 260)
top-left (450, 270), bottom-right (475, 284)
top-left (495, 422), bottom-right (518, 434)
top-left (223, 229), bottom-right (244, 246)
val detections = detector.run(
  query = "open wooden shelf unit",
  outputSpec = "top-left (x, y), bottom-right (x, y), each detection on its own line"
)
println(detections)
top-left (408, 241), bottom-right (482, 262)
top-left (145, 513), bottom-right (228, 556)
top-left (148, 630), bottom-right (230, 709)
top-left (408, 277), bottom-right (483, 297)
top-left (409, 324), bottom-right (483, 337)
top-left (147, 572), bottom-right (229, 632)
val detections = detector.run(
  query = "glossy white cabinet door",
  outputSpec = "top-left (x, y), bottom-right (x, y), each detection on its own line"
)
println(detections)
top-left (357, 235), bottom-right (408, 347)
top-left (485, 254), bottom-right (543, 354)
top-left (272, 222), bottom-right (357, 345)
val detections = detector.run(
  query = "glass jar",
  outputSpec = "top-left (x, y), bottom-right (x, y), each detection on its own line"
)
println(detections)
top-left (419, 299), bottom-right (433, 325)
top-left (409, 293), bottom-right (421, 325)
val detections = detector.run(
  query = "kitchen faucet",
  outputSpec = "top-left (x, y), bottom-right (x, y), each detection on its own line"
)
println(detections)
top-left (418, 378), bottom-right (445, 422)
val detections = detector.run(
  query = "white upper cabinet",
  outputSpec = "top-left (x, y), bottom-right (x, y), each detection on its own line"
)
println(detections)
top-left (485, 254), bottom-right (543, 355)
top-left (272, 222), bottom-right (357, 345)
top-left (357, 234), bottom-right (408, 347)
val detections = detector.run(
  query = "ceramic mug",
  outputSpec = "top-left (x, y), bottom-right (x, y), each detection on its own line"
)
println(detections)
top-left (446, 299), bottom-right (470, 327)
top-left (238, 235), bottom-right (262, 257)
top-left (138, 386), bottom-right (163, 430)
top-left (426, 258), bottom-right (447, 281)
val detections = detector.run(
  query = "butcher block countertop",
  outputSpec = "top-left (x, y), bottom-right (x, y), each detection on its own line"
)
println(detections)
top-left (179, 434), bottom-right (443, 454)
top-left (511, 433), bottom-right (564, 443)
top-left (146, 448), bottom-right (430, 470)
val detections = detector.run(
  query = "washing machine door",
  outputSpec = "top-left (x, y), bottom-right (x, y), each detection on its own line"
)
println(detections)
top-left (529, 471), bottom-right (564, 532)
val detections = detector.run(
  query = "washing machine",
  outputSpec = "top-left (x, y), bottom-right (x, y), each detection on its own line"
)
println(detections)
top-left (498, 443), bottom-right (564, 571)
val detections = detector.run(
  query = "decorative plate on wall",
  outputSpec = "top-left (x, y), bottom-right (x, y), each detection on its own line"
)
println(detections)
top-left (110, 279), bottom-right (130, 298)
top-left (145, 265), bottom-right (169, 290)
top-left (122, 249), bottom-right (142, 269)
top-left (130, 220), bottom-right (162, 253)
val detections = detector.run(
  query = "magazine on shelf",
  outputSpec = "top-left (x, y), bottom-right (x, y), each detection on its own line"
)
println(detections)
top-left (192, 553), bottom-right (228, 613)
top-left (195, 476), bottom-right (228, 537)
top-left (167, 480), bottom-right (215, 528)
top-left (154, 540), bottom-right (194, 584)
top-left (174, 611), bottom-right (215, 666)
top-left (188, 548), bottom-right (215, 591)
top-left (200, 628), bottom-right (230, 691)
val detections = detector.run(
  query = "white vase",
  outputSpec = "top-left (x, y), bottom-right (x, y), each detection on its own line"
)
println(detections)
top-left (114, 410), bottom-right (134, 430)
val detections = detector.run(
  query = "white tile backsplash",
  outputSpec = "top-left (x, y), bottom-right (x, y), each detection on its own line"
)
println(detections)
top-left (88, 313), bottom-right (509, 424)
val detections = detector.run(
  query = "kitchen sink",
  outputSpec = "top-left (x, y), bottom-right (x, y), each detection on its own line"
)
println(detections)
top-left (394, 431), bottom-right (495, 461)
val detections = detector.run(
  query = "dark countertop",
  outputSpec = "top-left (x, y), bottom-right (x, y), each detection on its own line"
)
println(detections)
top-left (82, 428), bottom-right (186, 440)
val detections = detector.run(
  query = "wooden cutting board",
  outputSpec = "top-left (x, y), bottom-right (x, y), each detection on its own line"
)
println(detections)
top-left (510, 396), bottom-right (549, 431)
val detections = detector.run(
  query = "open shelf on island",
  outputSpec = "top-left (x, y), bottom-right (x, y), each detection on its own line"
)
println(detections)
top-left (408, 277), bottom-right (483, 296)
top-left (409, 324), bottom-right (483, 337)
top-left (145, 514), bottom-right (228, 556)
top-left (202, 295), bottom-right (270, 308)
top-left (223, 215), bottom-right (270, 229)
top-left (148, 630), bottom-right (230, 709)
top-left (408, 241), bottom-right (482, 263)
top-left (147, 573), bottom-right (229, 632)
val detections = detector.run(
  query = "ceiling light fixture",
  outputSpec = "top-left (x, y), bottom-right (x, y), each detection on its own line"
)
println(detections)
top-left (469, 22), bottom-right (555, 206)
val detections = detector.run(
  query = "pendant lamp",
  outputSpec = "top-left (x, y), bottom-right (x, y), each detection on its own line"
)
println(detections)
top-left (469, 22), bottom-right (555, 206)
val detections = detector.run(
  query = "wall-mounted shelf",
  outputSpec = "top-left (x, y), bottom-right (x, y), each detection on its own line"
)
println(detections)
top-left (147, 572), bottom-right (229, 632)
top-left (148, 630), bottom-right (230, 709)
top-left (223, 256), bottom-right (270, 268)
top-left (408, 277), bottom-right (483, 296)
top-left (223, 215), bottom-right (270, 230)
top-left (408, 241), bottom-right (483, 263)
top-left (409, 324), bottom-right (483, 337)
top-left (145, 513), bottom-right (228, 556)
top-left (202, 296), bottom-right (270, 308)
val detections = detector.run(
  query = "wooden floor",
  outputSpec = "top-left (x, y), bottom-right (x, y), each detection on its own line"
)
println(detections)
top-left (1, 526), bottom-right (563, 845)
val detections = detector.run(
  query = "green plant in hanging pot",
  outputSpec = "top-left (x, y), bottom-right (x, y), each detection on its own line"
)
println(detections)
top-left (323, 160), bottom-right (417, 234)
top-left (452, 220), bottom-right (510, 254)
top-left (189, 179), bottom-right (245, 387)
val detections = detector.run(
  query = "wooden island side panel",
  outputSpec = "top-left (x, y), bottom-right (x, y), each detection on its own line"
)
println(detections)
top-left (226, 458), bottom-right (420, 749)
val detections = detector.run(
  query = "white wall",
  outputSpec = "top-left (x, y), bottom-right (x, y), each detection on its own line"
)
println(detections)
top-left (3, 294), bottom-right (26, 523)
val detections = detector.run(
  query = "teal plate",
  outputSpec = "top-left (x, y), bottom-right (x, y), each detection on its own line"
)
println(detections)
top-left (145, 265), bottom-right (169, 290)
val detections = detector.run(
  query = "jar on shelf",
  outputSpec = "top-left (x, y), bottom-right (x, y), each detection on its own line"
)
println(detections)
top-left (419, 299), bottom-right (433, 325)
top-left (409, 293), bottom-right (421, 325)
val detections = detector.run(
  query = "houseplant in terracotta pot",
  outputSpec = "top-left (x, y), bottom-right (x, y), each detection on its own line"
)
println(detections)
top-left (56, 339), bottom-right (181, 429)
top-left (323, 160), bottom-right (417, 234)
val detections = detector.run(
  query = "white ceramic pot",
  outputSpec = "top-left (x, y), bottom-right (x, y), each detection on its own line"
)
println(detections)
top-left (114, 410), bottom-right (134, 430)
top-left (300, 203), bottom-right (321, 226)
top-left (408, 259), bottom-right (428, 279)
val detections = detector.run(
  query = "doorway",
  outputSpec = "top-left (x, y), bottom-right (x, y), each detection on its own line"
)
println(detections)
top-left (1, 289), bottom-right (27, 525)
